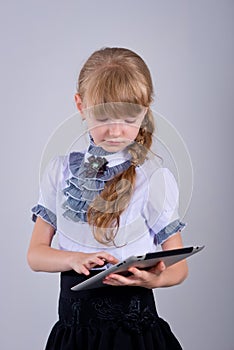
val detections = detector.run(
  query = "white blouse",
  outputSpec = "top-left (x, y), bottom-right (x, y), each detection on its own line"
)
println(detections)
top-left (32, 148), bottom-right (185, 264)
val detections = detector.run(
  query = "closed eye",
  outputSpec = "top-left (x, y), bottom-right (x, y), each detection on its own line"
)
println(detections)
top-left (95, 118), bottom-right (109, 123)
top-left (124, 119), bottom-right (137, 124)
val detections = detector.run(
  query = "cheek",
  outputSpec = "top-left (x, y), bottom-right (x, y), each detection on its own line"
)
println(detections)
top-left (126, 125), bottom-right (140, 140)
top-left (89, 125), bottom-right (106, 142)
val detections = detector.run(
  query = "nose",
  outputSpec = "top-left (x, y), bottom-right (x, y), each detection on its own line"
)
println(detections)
top-left (107, 122), bottom-right (122, 137)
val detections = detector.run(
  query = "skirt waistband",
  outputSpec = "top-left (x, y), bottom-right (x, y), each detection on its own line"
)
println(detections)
top-left (60, 270), bottom-right (154, 300)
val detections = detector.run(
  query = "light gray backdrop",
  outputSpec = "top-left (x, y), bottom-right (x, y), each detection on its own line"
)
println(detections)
top-left (0, 1), bottom-right (233, 349)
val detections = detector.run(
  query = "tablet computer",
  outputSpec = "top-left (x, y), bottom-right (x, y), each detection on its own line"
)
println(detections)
top-left (71, 245), bottom-right (204, 291)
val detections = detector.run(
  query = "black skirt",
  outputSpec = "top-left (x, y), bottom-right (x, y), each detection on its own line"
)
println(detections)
top-left (45, 270), bottom-right (182, 350)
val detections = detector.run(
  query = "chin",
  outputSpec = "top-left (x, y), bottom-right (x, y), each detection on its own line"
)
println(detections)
top-left (102, 145), bottom-right (125, 152)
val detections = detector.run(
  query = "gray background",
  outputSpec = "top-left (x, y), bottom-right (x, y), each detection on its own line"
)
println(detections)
top-left (0, 1), bottom-right (233, 349)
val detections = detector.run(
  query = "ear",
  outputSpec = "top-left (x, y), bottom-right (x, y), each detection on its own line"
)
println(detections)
top-left (74, 94), bottom-right (84, 115)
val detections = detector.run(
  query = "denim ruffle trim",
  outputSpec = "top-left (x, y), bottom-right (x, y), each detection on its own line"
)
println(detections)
top-left (31, 204), bottom-right (57, 230)
top-left (156, 220), bottom-right (186, 245)
top-left (88, 137), bottom-right (116, 157)
top-left (62, 151), bottom-right (131, 223)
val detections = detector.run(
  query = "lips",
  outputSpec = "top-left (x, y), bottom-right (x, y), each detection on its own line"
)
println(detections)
top-left (105, 140), bottom-right (124, 145)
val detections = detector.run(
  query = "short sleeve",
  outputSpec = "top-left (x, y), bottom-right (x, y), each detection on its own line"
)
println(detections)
top-left (31, 156), bottom-right (62, 230)
top-left (143, 168), bottom-right (186, 245)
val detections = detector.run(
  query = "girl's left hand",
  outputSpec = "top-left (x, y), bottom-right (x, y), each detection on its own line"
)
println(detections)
top-left (102, 233), bottom-right (189, 289)
top-left (103, 261), bottom-right (166, 289)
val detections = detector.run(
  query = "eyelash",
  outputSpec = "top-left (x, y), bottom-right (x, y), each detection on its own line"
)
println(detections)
top-left (96, 119), bottom-right (108, 122)
top-left (124, 119), bottom-right (137, 124)
top-left (95, 119), bottom-right (137, 124)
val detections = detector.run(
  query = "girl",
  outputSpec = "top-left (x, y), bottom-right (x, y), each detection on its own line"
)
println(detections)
top-left (28, 47), bottom-right (188, 350)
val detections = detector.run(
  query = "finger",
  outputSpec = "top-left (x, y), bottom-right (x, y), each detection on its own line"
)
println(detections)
top-left (97, 253), bottom-right (119, 265)
top-left (156, 261), bottom-right (166, 272)
top-left (128, 267), bottom-right (145, 278)
top-left (89, 257), bottom-right (107, 266)
top-left (74, 265), bottom-right (90, 276)
top-left (103, 273), bottom-right (134, 286)
top-left (150, 261), bottom-right (166, 276)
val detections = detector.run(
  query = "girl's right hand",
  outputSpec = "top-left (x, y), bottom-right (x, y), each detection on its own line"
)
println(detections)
top-left (27, 218), bottom-right (119, 274)
top-left (68, 251), bottom-right (119, 275)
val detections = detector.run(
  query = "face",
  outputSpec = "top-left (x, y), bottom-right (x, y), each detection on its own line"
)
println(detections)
top-left (75, 95), bottom-right (147, 152)
top-left (87, 117), bottom-right (143, 152)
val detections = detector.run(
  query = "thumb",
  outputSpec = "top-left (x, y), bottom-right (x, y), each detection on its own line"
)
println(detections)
top-left (151, 261), bottom-right (166, 276)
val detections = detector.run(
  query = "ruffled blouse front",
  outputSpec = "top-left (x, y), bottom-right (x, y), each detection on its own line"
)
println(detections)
top-left (62, 145), bottom-right (131, 223)
top-left (31, 141), bottom-right (185, 259)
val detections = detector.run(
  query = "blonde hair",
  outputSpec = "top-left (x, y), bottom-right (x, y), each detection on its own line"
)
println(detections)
top-left (77, 47), bottom-right (155, 245)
